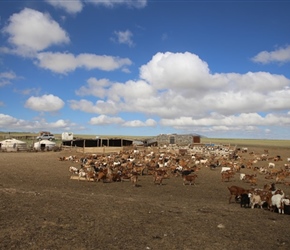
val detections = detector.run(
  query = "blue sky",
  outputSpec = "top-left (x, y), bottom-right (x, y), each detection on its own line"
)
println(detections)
top-left (1, 0), bottom-right (290, 139)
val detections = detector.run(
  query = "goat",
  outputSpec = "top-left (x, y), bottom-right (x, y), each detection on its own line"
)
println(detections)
top-left (281, 198), bottom-right (290, 214)
top-left (130, 172), bottom-right (138, 187)
top-left (249, 193), bottom-right (264, 209)
top-left (182, 174), bottom-right (197, 185)
top-left (78, 168), bottom-right (86, 181)
top-left (221, 167), bottom-right (231, 173)
top-left (268, 162), bottom-right (275, 168)
top-left (221, 170), bottom-right (235, 182)
top-left (69, 166), bottom-right (79, 175)
top-left (209, 163), bottom-right (219, 170)
top-left (181, 169), bottom-right (195, 176)
top-left (241, 147), bottom-right (248, 153)
top-left (275, 174), bottom-right (286, 184)
top-left (154, 174), bottom-right (165, 185)
top-left (240, 173), bottom-right (245, 180)
top-left (227, 186), bottom-right (248, 204)
top-left (240, 193), bottom-right (250, 208)
top-left (271, 192), bottom-right (285, 213)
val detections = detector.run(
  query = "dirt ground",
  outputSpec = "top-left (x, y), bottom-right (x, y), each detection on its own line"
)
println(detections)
top-left (1, 145), bottom-right (290, 250)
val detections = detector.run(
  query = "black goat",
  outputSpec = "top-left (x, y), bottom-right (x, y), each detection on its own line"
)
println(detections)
top-left (240, 193), bottom-right (250, 208)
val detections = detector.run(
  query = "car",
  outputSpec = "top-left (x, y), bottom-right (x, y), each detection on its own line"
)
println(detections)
top-left (36, 134), bottom-right (55, 140)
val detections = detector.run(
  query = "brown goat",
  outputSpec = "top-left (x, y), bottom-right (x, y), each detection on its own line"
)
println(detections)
top-left (227, 185), bottom-right (248, 204)
top-left (221, 170), bottom-right (235, 182)
top-left (182, 174), bottom-right (198, 185)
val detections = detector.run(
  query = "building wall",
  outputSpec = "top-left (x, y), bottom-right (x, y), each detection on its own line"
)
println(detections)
top-left (157, 134), bottom-right (200, 146)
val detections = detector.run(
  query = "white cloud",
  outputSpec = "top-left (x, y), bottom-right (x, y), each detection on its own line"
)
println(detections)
top-left (2, 8), bottom-right (70, 56)
top-left (252, 45), bottom-right (290, 64)
top-left (112, 30), bottom-right (134, 47)
top-left (88, 0), bottom-right (147, 8)
top-left (140, 52), bottom-right (210, 91)
top-left (159, 112), bottom-right (290, 129)
top-left (123, 118), bottom-right (157, 127)
top-left (46, 0), bottom-right (83, 14)
top-left (0, 113), bottom-right (74, 131)
top-left (89, 115), bottom-right (156, 128)
top-left (69, 99), bottom-right (118, 115)
top-left (2, 9), bottom-right (132, 75)
top-left (0, 71), bottom-right (17, 87)
top-left (69, 51), bottom-right (290, 134)
top-left (0, 113), bottom-right (20, 126)
top-left (76, 78), bottom-right (111, 98)
top-left (36, 52), bottom-right (132, 74)
top-left (36, 52), bottom-right (77, 74)
top-left (107, 80), bottom-right (155, 102)
top-left (77, 53), bottom-right (132, 71)
top-left (25, 94), bottom-right (65, 112)
top-left (89, 115), bottom-right (124, 125)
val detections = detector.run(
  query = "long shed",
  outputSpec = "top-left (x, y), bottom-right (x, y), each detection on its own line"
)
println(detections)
top-left (62, 138), bottom-right (134, 154)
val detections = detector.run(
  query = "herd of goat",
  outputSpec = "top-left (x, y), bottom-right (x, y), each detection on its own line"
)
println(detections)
top-left (60, 144), bottom-right (290, 214)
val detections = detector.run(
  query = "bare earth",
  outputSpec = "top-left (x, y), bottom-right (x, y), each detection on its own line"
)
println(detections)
top-left (1, 145), bottom-right (290, 250)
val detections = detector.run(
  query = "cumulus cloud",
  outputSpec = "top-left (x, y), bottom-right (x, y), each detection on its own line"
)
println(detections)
top-left (76, 78), bottom-right (111, 98)
top-left (2, 8), bottom-right (70, 56)
top-left (89, 115), bottom-right (124, 125)
top-left (112, 30), bottom-right (134, 47)
top-left (251, 45), bottom-right (290, 64)
top-left (69, 51), bottom-right (290, 135)
top-left (25, 94), bottom-right (65, 112)
top-left (2, 9), bottom-right (132, 75)
top-left (89, 115), bottom-right (156, 128)
top-left (69, 99), bottom-right (118, 115)
top-left (36, 52), bottom-right (132, 74)
top-left (0, 113), bottom-right (75, 131)
top-left (45, 0), bottom-right (83, 14)
top-left (0, 71), bottom-right (17, 87)
top-left (0, 113), bottom-right (20, 126)
top-left (163, 112), bottom-right (290, 128)
top-left (140, 52), bottom-right (211, 91)
top-left (89, 0), bottom-right (147, 8)
top-left (123, 118), bottom-right (157, 127)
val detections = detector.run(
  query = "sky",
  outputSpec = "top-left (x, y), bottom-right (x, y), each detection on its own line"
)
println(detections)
top-left (1, 0), bottom-right (290, 139)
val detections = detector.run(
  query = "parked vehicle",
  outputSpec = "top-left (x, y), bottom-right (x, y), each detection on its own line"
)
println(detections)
top-left (36, 134), bottom-right (55, 140)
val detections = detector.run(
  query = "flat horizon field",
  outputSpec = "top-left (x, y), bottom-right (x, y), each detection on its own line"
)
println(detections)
top-left (1, 132), bottom-right (290, 148)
